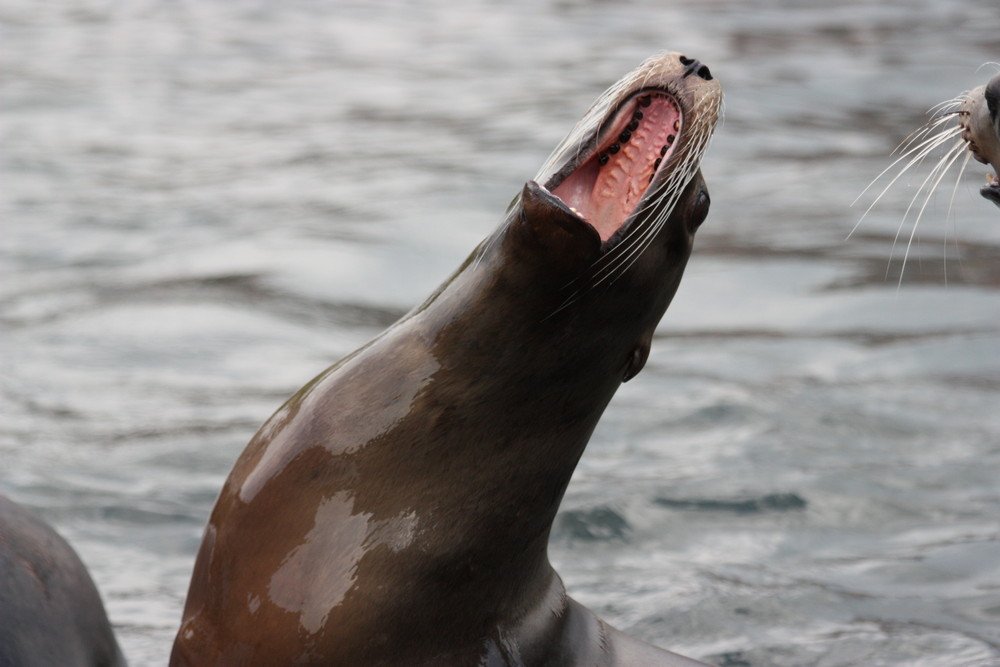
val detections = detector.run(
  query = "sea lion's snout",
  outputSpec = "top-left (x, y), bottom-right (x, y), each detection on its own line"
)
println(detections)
top-left (960, 72), bottom-right (1000, 208)
top-left (514, 180), bottom-right (602, 267)
top-left (679, 55), bottom-right (713, 81)
top-left (533, 52), bottom-right (722, 249)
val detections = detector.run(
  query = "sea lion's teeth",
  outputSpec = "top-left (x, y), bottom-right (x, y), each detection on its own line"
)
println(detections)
top-left (619, 131), bottom-right (631, 143)
top-left (673, 119), bottom-right (681, 132)
top-left (609, 143), bottom-right (621, 154)
top-left (660, 145), bottom-right (668, 156)
top-left (638, 96), bottom-right (652, 107)
top-left (633, 110), bottom-right (643, 121)
top-left (598, 154), bottom-right (609, 165)
top-left (666, 135), bottom-right (675, 146)
top-left (628, 119), bottom-right (639, 132)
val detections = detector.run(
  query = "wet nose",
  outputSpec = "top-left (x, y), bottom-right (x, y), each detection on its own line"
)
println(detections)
top-left (679, 55), bottom-right (713, 81)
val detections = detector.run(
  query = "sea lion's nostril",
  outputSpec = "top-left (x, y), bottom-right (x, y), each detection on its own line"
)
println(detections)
top-left (680, 56), bottom-right (713, 81)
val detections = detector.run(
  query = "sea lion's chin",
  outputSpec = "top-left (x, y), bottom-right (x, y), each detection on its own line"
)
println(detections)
top-left (981, 176), bottom-right (1000, 207)
top-left (516, 180), bottom-right (603, 266)
top-left (525, 179), bottom-right (646, 259)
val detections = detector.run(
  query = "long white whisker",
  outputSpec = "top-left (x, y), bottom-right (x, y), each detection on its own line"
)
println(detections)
top-left (892, 111), bottom-right (961, 156)
top-left (541, 72), bottom-right (721, 315)
top-left (855, 123), bottom-right (963, 206)
top-left (892, 139), bottom-right (968, 285)
top-left (589, 147), bottom-right (695, 281)
top-left (850, 125), bottom-right (963, 238)
top-left (942, 149), bottom-right (973, 286)
top-left (592, 140), bottom-right (707, 287)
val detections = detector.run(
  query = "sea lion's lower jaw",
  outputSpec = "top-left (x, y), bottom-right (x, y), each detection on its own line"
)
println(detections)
top-left (981, 174), bottom-right (1000, 207)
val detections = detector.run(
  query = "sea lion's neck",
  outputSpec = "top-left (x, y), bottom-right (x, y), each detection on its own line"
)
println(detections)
top-left (380, 224), bottom-right (658, 561)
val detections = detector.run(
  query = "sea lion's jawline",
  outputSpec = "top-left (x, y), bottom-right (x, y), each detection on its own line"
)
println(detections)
top-left (981, 181), bottom-right (1000, 207)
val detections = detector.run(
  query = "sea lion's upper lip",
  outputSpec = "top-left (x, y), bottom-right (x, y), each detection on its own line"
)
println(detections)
top-left (544, 87), bottom-right (684, 245)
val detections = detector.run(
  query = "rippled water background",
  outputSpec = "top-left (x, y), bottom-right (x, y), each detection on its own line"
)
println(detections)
top-left (3, 1), bottom-right (1000, 665)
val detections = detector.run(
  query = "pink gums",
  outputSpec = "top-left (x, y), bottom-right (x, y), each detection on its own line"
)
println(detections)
top-left (552, 94), bottom-right (681, 241)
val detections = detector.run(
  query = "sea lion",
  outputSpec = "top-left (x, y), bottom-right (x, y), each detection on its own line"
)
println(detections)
top-left (0, 494), bottom-right (126, 667)
top-left (854, 68), bottom-right (1000, 279)
top-left (959, 71), bottom-right (1000, 207)
top-left (859, 68), bottom-right (1000, 220)
top-left (171, 51), bottom-right (722, 667)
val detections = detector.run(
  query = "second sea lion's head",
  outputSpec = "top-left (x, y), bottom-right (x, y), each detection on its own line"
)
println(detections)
top-left (959, 71), bottom-right (1000, 207)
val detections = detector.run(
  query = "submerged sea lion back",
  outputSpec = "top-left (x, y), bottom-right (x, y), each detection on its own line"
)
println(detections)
top-left (0, 495), bottom-right (126, 667)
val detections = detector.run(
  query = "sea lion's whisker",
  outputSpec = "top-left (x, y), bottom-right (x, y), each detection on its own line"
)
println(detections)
top-left (856, 125), bottom-right (958, 207)
top-left (891, 138), bottom-right (969, 285)
top-left (860, 68), bottom-right (1000, 281)
top-left (893, 136), bottom-right (968, 240)
top-left (945, 149), bottom-right (974, 227)
top-left (551, 101), bottom-right (714, 306)
top-left (592, 138), bottom-right (708, 287)
top-left (898, 114), bottom-right (963, 153)
top-left (586, 171), bottom-right (684, 288)
top-left (589, 150), bottom-right (692, 280)
top-left (542, 62), bottom-right (720, 311)
top-left (850, 124), bottom-right (964, 238)
top-left (942, 150), bottom-right (975, 285)
top-left (926, 95), bottom-right (966, 116)
top-left (892, 111), bottom-right (964, 157)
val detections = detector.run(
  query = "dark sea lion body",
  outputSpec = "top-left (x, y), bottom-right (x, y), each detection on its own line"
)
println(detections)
top-left (960, 71), bottom-right (1000, 207)
top-left (0, 494), bottom-right (126, 667)
top-left (172, 52), bottom-right (722, 666)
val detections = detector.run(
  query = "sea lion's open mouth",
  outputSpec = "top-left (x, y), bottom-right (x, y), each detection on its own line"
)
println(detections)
top-left (546, 89), bottom-right (683, 243)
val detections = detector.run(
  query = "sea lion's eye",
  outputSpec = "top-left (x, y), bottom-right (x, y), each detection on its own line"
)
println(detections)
top-left (985, 74), bottom-right (999, 121)
top-left (688, 188), bottom-right (711, 232)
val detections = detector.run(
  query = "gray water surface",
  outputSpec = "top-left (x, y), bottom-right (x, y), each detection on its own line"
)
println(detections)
top-left (3, 1), bottom-right (1000, 665)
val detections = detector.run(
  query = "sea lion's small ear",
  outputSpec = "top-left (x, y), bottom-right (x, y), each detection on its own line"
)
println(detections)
top-left (623, 340), bottom-right (650, 382)
top-left (513, 181), bottom-right (601, 265)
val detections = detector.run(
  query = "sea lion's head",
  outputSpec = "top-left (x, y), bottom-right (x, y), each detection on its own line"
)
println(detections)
top-left (499, 52), bottom-right (721, 342)
top-left (960, 71), bottom-right (1000, 207)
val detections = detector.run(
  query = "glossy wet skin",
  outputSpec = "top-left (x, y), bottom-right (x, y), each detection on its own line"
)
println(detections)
top-left (960, 72), bottom-right (1000, 207)
top-left (171, 52), bottom-right (720, 667)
